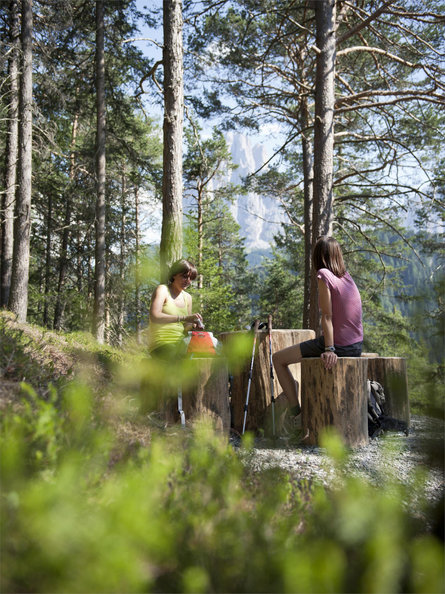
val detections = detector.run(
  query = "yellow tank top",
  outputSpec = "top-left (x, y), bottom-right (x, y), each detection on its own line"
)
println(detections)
top-left (148, 286), bottom-right (190, 352)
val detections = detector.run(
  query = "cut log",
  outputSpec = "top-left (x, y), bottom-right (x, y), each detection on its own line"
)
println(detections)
top-left (164, 358), bottom-right (231, 433)
top-left (219, 329), bottom-right (315, 434)
top-left (301, 357), bottom-right (369, 447)
top-left (366, 357), bottom-right (410, 426)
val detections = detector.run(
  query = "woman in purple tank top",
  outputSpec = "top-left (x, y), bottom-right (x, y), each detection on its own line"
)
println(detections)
top-left (273, 236), bottom-right (363, 415)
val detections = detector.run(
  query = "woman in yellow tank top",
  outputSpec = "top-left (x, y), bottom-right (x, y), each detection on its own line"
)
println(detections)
top-left (148, 259), bottom-right (203, 360)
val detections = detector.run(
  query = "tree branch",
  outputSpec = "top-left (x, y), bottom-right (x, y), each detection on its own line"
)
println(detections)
top-left (337, 0), bottom-right (397, 46)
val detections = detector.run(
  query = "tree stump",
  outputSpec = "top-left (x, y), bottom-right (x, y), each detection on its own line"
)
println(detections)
top-left (219, 329), bottom-right (315, 434)
top-left (366, 357), bottom-right (410, 426)
top-left (164, 358), bottom-right (231, 433)
top-left (301, 357), bottom-right (369, 447)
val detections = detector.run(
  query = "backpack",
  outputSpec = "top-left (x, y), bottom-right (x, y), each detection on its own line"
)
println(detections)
top-left (367, 380), bottom-right (386, 437)
top-left (367, 379), bottom-right (409, 437)
top-left (185, 331), bottom-right (218, 357)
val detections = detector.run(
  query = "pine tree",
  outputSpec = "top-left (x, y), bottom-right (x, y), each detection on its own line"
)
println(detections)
top-left (160, 0), bottom-right (184, 281)
top-left (0, 0), bottom-right (20, 307)
top-left (9, 0), bottom-right (33, 322)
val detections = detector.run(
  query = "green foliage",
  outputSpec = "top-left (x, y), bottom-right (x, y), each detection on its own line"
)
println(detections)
top-left (1, 381), bottom-right (443, 593)
top-left (1, 325), bottom-right (444, 593)
top-left (255, 251), bottom-right (304, 328)
top-left (0, 311), bottom-right (125, 397)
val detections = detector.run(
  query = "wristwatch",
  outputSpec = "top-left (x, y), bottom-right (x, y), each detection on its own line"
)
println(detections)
top-left (324, 346), bottom-right (336, 353)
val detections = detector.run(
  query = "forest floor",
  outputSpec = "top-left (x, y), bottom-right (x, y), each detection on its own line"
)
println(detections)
top-left (243, 415), bottom-right (444, 505)
top-left (1, 310), bottom-right (443, 507)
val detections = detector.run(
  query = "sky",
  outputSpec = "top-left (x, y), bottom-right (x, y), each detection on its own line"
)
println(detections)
top-left (131, 0), bottom-right (284, 246)
top-left (130, 1), bottom-right (440, 245)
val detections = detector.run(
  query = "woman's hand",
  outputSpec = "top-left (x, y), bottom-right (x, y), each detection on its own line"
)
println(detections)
top-left (321, 351), bottom-right (338, 370)
top-left (184, 313), bottom-right (203, 327)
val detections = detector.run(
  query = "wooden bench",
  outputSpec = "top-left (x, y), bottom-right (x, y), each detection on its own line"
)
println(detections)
top-left (219, 329), bottom-right (315, 434)
top-left (301, 357), bottom-right (369, 447)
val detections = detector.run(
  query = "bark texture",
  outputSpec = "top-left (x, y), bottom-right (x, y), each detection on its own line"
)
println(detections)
top-left (367, 357), bottom-right (410, 426)
top-left (134, 187), bottom-right (142, 343)
top-left (219, 329), bottom-right (316, 434)
top-left (54, 112), bottom-right (78, 330)
top-left (43, 193), bottom-right (52, 327)
top-left (164, 358), bottom-right (231, 434)
top-left (301, 357), bottom-right (369, 447)
top-left (312, 0), bottom-right (336, 239)
top-left (301, 95), bottom-right (314, 329)
top-left (93, 0), bottom-right (106, 343)
top-left (160, 0), bottom-right (183, 282)
top-left (1, 0), bottom-right (20, 307)
top-left (9, 0), bottom-right (33, 322)
top-left (309, 0), bottom-right (336, 332)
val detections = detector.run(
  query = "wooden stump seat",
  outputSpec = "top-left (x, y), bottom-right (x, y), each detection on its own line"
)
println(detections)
top-left (366, 357), bottom-right (410, 427)
top-left (301, 357), bottom-right (369, 447)
top-left (164, 358), bottom-right (231, 433)
top-left (219, 329), bottom-right (315, 434)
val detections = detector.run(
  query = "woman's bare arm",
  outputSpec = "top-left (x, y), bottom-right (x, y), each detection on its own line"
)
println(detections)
top-left (149, 285), bottom-right (177, 323)
top-left (150, 285), bottom-right (202, 326)
top-left (318, 278), bottom-right (338, 369)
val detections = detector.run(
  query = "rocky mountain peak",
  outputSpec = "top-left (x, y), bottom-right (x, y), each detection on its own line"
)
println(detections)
top-left (224, 132), bottom-right (284, 254)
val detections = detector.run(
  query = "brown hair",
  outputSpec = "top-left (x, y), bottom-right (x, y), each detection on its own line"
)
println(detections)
top-left (313, 236), bottom-right (346, 278)
top-left (168, 259), bottom-right (198, 283)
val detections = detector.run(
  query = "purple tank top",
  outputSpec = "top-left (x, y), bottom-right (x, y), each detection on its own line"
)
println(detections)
top-left (317, 268), bottom-right (363, 346)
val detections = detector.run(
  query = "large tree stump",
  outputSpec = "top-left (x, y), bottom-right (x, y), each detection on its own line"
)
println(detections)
top-left (164, 358), bottom-right (230, 433)
top-left (219, 329), bottom-right (315, 434)
top-left (301, 357), bottom-right (369, 447)
top-left (366, 357), bottom-right (410, 426)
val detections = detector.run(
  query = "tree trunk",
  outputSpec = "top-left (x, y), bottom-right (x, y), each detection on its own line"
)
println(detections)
top-left (312, 0), bottom-right (336, 238)
top-left (301, 95), bottom-right (314, 329)
top-left (43, 193), bottom-right (52, 327)
top-left (163, 358), bottom-right (231, 434)
top-left (1, 0), bottom-right (20, 308)
top-left (310, 0), bottom-right (336, 332)
top-left (160, 0), bottom-right (183, 282)
top-left (197, 185), bottom-right (204, 311)
top-left (197, 187), bottom-right (203, 290)
top-left (219, 329), bottom-right (315, 434)
top-left (9, 0), bottom-right (33, 322)
top-left (134, 187), bottom-right (142, 343)
top-left (301, 357), bottom-right (369, 447)
top-left (93, 0), bottom-right (106, 343)
top-left (54, 111), bottom-right (78, 330)
top-left (117, 168), bottom-right (127, 347)
top-left (367, 357), bottom-right (410, 426)
top-left (76, 221), bottom-right (83, 293)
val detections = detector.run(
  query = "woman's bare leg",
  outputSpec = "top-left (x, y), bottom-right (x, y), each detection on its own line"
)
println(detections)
top-left (272, 344), bottom-right (303, 407)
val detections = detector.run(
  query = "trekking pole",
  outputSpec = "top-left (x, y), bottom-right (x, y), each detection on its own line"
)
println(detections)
top-left (268, 314), bottom-right (276, 437)
top-left (242, 319), bottom-right (261, 435)
top-left (178, 386), bottom-right (186, 427)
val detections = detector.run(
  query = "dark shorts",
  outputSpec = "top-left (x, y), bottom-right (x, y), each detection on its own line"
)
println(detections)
top-left (300, 336), bottom-right (363, 358)
top-left (149, 341), bottom-right (187, 362)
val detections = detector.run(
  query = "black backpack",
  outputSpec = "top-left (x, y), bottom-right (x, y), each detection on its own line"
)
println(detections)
top-left (367, 380), bottom-right (408, 438)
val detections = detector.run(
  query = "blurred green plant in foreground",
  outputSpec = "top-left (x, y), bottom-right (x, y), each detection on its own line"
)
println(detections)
top-left (1, 374), bottom-right (444, 594)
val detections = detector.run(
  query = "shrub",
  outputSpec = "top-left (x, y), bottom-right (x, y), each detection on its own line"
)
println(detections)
top-left (1, 383), bottom-right (443, 593)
